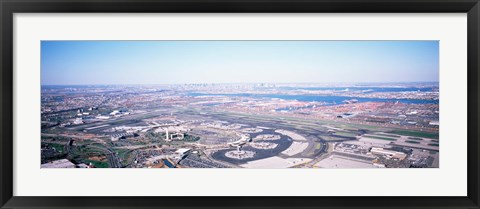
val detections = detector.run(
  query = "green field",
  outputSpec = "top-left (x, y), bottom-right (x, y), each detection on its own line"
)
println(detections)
top-left (389, 130), bottom-right (439, 139)
top-left (333, 131), bottom-right (357, 138)
top-left (405, 140), bottom-right (421, 144)
top-left (365, 135), bottom-right (397, 141)
top-left (204, 109), bottom-right (392, 132)
top-left (320, 135), bottom-right (351, 141)
top-left (376, 133), bottom-right (400, 138)
top-left (183, 134), bottom-right (200, 142)
top-left (114, 148), bottom-right (132, 161)
top-left (82, 159), bottom-right (109, 168)
top-left (43, 143), bottom-right (65, 153)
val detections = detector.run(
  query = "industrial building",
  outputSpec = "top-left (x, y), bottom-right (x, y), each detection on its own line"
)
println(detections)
top-left (41, 159), bottom-right (76, 168)
top-left (370, 147), bottom-right (407, 160)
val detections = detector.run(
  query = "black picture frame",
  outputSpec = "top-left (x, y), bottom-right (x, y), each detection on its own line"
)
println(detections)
top-left (1, 0), bottom-right (479, 208)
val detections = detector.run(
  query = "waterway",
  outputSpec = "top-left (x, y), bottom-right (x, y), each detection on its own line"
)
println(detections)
top-left (278, 86), bottom-right (437, 93)
top-left (162, 159), bottom-right (176, 168)
top-left (189, 93), bottom-right (438, 105)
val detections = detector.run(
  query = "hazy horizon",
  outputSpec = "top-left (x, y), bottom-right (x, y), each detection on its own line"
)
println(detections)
top-left (40, 81), bottom-right (439, 86)
top-left (41, 41), bottom-right (439, 85)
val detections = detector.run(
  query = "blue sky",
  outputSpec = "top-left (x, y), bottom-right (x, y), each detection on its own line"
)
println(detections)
top-left (41, 41), bottom-right (439, 85)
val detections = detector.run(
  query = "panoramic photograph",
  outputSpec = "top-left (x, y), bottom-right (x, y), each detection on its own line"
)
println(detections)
top-left (40, 41), bottom-right (439, 169)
